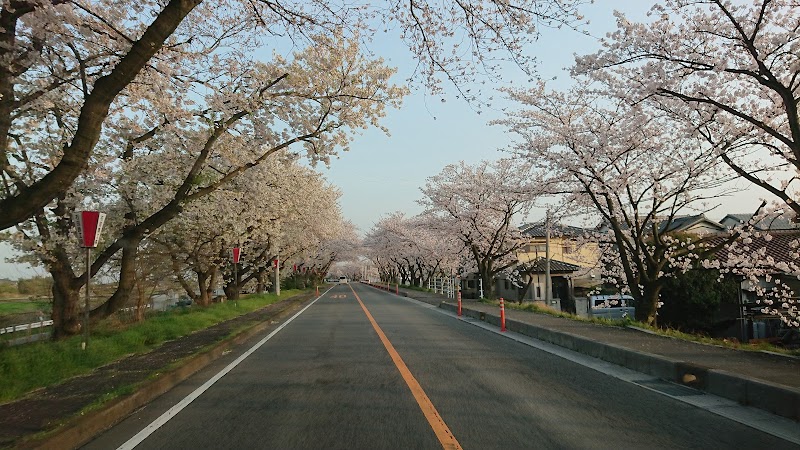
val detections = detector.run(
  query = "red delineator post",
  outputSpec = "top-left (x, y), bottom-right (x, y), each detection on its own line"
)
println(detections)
top-left (316, 285), bottom-right (320, 296)
top-left (500, 297), bottom-right (507, 332)
top-left (457, 289), bottom-right (462, 317)
top-left (396, 284), bottom-right (399, 294)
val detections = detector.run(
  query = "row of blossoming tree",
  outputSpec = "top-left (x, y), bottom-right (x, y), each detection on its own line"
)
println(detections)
top-left (496, 0), bottom-right (799, 328)
top-left (370, 1), bottom-right (800, 330)
top-left (0, 0), bottom-right (587, 338)
top-left (364, 159), bottom-right (546, 298)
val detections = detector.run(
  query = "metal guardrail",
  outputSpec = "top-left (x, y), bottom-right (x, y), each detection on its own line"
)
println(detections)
top-left (1, 320), bottom-right (54, 335)
top-left (0, 305), bottom-right (153, 337)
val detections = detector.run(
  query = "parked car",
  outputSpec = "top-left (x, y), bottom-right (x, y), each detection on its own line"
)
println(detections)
top-left (588, 295), bottom-right (635, 320)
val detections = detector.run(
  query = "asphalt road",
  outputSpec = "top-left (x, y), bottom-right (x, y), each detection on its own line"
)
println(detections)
top-left (83, 284), bottom-right (798, 450)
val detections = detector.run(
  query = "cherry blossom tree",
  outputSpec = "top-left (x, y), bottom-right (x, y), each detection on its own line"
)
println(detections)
top-left (155, 156), bottom-right (343, 304)
top-left (0, 0), bottom-right (587, 231)
top-left (573, 0), bottom-right (800, 218)
top-left (363, 211), bottom-right (460, 286)
top-left (314, 223), bottom-right (362, 279)
top-left (9, 35), bottom-right (404, 336)
top-left (418, 159), bottom-right (542, 299)
top-left (565, 0), bottom-right (800, 328)
top-left (498, 83), bottom-right (744, 324)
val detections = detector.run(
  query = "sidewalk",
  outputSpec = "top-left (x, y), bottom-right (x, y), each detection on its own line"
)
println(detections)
top-left (384, 284), bottom-right (800, 423)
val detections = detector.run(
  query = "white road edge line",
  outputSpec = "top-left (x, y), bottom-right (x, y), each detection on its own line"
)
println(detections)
top-left (116, 290), bottom-right (331, 450)
top-left (419, 301), bottom-right (800, 446)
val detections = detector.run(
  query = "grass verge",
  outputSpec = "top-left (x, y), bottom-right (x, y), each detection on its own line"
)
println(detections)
top-left (0, 300), bottom-right (51, 315)
top-left (0, 290), bottom-right (303, 404)
top-left (487, 299), bottom-right (800, 357)
top-left (402, 284), bottom-right (434, 293)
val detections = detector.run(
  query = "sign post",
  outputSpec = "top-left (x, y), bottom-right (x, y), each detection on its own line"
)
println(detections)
top-left (73, 211), bottom-right (106, 350)
top-left (273, 257), bottom-right (280, 296)
top-left (457, 275), bottom-right (462, 317)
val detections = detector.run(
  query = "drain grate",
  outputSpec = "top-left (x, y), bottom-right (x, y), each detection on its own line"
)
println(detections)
top-left (634, 379), bottom-right (705, 397)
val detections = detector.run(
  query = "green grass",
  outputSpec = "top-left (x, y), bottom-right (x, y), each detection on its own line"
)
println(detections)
top-left (402, 284), bottom-right (433, 293)
top-left (632, 322), bottom-right (800, 356)
top-left (0, 300), bottom-right (51, 315)
top-left (494, 299), bottom-right (633, 326)
top-left (0, 290), bottom-right (305, 404)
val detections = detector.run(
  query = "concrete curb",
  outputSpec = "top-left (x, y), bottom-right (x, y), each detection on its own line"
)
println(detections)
top-left (439, 302), bottom-right (800, 422)
top-left (19, 295), bottom-right (314, 450)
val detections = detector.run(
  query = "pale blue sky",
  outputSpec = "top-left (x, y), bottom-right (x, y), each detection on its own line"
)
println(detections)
top-left (323, 1), bottom-right (765, 234)
top-left (0, 1), bottom-right (767, 279)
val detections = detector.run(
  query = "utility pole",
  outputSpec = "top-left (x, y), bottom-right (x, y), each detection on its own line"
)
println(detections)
top-left (545, 210), bottom-right (551, 304)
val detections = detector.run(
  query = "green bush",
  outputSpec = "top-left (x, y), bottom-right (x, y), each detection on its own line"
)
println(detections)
top-left (17, 276), bottom-right (51, 297)
top-left (0, 279), bottom-right (17, 297)
top-left (658, 270), bottom-right (739, 334)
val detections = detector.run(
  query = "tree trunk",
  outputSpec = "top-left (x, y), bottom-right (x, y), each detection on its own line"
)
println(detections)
top-left (517, 274), bottom-right (534, 304)
top-left (134, 280), bottom-right (147, 322)
top-left (50, 267), bottom-right (81, 339)
top-left (224, 275), bottom-right (238, 300)
top-left (638, 283), bottom-right (663, 326)
top-left (46, 242), bottom-right (82, 339)
top-left (479, 259), bottom-right (495, 300)
top-left (93, 238), bottom-right (140, 320)
top-left (195, 270), bottom-right (212, 306)
top-left (256, 270), bottom-right (267, 293)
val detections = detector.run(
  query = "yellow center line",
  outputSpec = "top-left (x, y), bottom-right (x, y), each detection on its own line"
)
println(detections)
top-left (348, 284), bottom-right (462, 450)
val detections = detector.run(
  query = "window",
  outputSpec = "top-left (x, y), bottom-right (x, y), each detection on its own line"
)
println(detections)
top-left (467, 280), bottom-right (475, 289)
top-left (536, 286), bottom-right (541, 298)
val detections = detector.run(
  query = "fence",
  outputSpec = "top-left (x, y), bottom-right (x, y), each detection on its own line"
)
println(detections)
top-left (1, 304), bottom-right (153, 342)
top-left (1, 320), bottom-right (54, 335)
top-left (428, 277), bottom-right (458, 299)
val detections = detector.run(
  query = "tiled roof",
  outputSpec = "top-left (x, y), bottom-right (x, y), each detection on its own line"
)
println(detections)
top-left (657, 214), bottom-right (726, 233)
top-left (708, 230), bottom-right (800, 271)
top-left (595, 214), bottom-right (726, 234)
top-left (520, 222), bottom-right (588, 238)
top-left (720, 213), bottom-right (799, 230)
top-left (520, 258), bottom-right (582, 274)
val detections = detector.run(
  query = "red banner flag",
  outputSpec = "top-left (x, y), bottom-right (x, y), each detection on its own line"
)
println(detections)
top-left (73, 211), bottom-right (106, 248)
top-left (232, 247), bottom-right (241, 263)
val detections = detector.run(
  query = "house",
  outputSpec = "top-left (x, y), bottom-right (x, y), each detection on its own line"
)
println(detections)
top-left (720, 212), bottom-right (799, 231)
top-left (510, 258), bottom-right (582, 313)
top-left (458, 222), bottom-right (599, 306)
top-left (596, 213), bottom-right (727, 236)
top-left (517, 221), bottom-right (601, 298)
top-left (709, 229), bottom-right (800, 343)
top-left (657, 214), bottom-right (728, 235)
